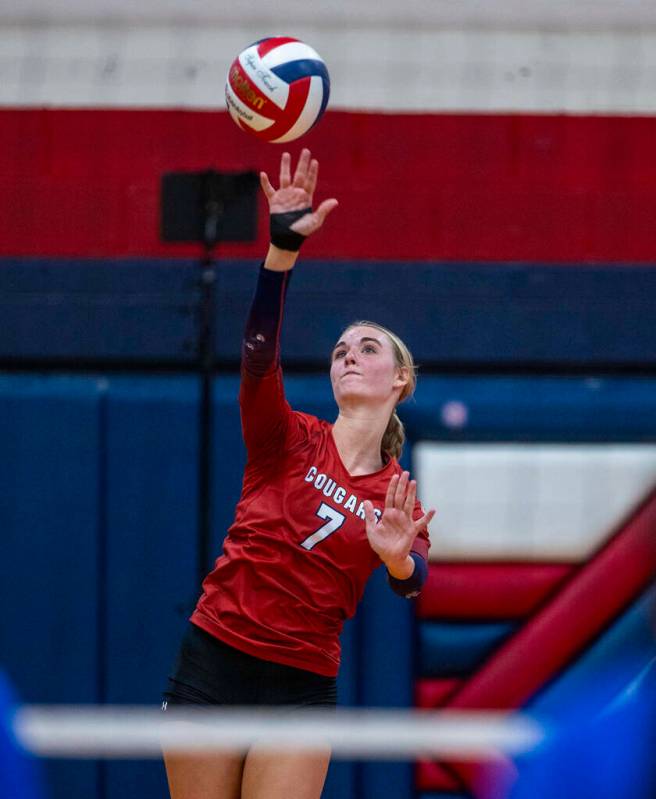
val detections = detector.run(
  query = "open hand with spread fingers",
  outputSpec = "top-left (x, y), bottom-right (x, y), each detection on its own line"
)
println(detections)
top-left (364, 472), bottom-right (436, 579)
top-left (260, 148), bottom-right (339, 239)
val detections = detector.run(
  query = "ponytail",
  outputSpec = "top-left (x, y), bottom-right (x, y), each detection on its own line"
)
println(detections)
top-left (381, 411), bottom-right (406, 461)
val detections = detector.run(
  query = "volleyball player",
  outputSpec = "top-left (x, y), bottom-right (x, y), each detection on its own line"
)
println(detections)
top-left (162, 148), bottom-right (434, 799)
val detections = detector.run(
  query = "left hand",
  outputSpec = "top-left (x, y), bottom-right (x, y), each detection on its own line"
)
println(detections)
top-left (364, 471), bottom-right (435, 577)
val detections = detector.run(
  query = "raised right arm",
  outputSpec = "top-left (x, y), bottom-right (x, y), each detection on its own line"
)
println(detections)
top-left (239, 248), bottom-right (296, 461)
top-left (239, 150), bottom-right (338, 462)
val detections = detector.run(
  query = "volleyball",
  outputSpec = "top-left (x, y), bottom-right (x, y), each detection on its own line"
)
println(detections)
top-left (225, 36), bottom-right (330, 143)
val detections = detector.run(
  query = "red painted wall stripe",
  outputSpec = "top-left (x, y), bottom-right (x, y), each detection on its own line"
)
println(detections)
top-left (443, 493), bottom-right (656, 712)
top-left (416, 759), bottom-right (463, 792)
top-left (435, 492), bottom-right (656, 797)
top-left (415, 678), bottom-right (463, 708)
top-left (2, 109), bottom-right (656, 261)
top-left (417, 563), bottom-right (573, 620)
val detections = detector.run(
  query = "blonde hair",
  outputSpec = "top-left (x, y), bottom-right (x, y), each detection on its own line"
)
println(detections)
top-left (338, 320), bottom-right (417, 461)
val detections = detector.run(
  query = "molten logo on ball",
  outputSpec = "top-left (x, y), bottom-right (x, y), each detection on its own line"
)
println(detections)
top-left (230, 65), bottom-right (268, 111)
top-left (225, 36), bottom-right (330, 143)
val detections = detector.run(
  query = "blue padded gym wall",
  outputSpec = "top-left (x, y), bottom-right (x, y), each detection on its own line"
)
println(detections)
top-left (1, 257), bottom-right (655, 799)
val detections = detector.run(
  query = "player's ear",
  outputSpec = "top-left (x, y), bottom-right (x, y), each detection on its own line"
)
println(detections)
top-left (393, 366), bottom-right (410, 391)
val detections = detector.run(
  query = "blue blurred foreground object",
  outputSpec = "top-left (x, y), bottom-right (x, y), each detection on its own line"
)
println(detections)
top-left (0, 671), bottom-right (44, 799)
top-left (509, 658), bottom-right (656, 799)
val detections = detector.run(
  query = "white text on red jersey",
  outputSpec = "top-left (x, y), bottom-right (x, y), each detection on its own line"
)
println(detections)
top-left (304, 466), bottom-right (382, 521)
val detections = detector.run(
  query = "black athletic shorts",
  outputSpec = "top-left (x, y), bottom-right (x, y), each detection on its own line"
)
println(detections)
top-left (163, 622), bottom-right (337, 709)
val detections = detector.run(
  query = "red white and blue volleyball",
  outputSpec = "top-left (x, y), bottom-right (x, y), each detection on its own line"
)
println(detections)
top-left (225, 36), bottom-right (330, 143)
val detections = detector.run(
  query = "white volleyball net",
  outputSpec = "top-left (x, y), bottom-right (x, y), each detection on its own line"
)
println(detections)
top-left (15, 706), bottom-right (543, 760)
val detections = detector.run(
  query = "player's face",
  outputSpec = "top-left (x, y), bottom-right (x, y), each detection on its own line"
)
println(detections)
top-left (330, 325), bottom-right (405, 407)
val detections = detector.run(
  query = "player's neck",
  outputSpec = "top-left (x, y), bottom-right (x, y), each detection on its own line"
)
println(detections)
top-left (331, 413), bottom-right (388, 476)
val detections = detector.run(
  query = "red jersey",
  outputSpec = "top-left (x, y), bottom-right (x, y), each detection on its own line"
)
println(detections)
top-left (191, 365), bottom-right (430, 677)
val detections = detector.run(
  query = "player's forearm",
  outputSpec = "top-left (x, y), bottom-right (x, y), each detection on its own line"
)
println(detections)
top-left (387, 552), bottom-right (428, 598)
top-left (386, 554), bottom-right (416, 580)
top-left (263, 244), bottom-right (299, 272)
top-left (241, 263), bottom-right (292, 376)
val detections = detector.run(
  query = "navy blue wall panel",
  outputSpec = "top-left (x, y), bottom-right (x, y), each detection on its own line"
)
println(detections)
top-left (218, 261), bottom-right (656, 366)
top-left (359, 567), bottom-right (416, 799)
top-left (2, 367), bottom-right (655, 799)
top-left (418, 622), bottom-right (517, 678)
top-left (324, 617), bottom-right (359, 799)
top-left (418, 794), bottom-right (470, 799)
top-left (2, 258), bottom-right (656, 365)
top-left (0, 376), bottom-right (103, 799)
top-left (103, 377), bottom-right (199, 799)
top-left (404, 375), bottom-right (656, 442)
top-left (0, 260), bottom-right (198, 361)
top-left (216, 373), bottom-right (656, 450)
top-left (210, 377), bottom-right (246, 566)
top-left (419, 795), bottom-right (470, 799)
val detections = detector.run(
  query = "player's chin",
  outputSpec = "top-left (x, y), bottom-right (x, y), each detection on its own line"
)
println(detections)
top-left (334, 387), bottom-right (378, 406)
top-left (333, 387), bottom-right (355, 406)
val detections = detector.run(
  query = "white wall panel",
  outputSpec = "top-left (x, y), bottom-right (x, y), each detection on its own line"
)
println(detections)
top-left (3, 1), bottom-right (656, 30)
top-left (414, 443), bottom-right (656, 562)
top-left (1, 23), bottom-right (656, 113)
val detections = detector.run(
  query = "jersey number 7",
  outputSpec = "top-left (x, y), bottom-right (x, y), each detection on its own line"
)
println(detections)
top-left (300, 502), bottom-right (346, 550)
